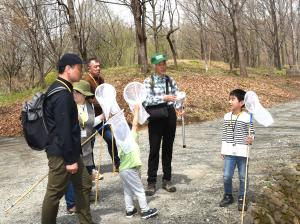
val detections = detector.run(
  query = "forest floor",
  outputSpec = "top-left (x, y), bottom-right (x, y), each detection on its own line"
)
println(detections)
top-left (0, 59), bottom-right (300, 136)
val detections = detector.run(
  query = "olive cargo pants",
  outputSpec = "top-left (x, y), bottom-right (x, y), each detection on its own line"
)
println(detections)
top-left (41, 155), bottom-right (93, 224)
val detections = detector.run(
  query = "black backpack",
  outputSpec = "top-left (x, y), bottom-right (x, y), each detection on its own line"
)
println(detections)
top-left (21, 86), bottom-right (66, 150)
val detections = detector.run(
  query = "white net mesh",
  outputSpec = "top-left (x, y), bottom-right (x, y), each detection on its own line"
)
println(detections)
top-left (244, 91), bottom-right (274, 127)
top-left (106, 110), bottom-right (135, 154)
top-left (175, 91), bottom-right (186, 108)
top-left (95, 84), bottom-right (120, 120)
top-left (123, 82), bottom-right (149, 124)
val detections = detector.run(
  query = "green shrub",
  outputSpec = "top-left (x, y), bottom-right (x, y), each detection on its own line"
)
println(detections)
top-left (45, 71), bottom-right (57, 86)
top-left (0, 87), bottom-right (43, 106)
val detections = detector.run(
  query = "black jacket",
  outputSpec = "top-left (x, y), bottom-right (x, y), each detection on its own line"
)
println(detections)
top-left (44, 77), bottom-right (81, 165)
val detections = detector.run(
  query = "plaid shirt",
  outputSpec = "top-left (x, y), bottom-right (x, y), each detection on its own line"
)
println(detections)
top-left (143, 74), bottom-right (179, 107)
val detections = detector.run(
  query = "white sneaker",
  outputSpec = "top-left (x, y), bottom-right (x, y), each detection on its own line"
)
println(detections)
top-left (92, 169), bottom-right (104, 181)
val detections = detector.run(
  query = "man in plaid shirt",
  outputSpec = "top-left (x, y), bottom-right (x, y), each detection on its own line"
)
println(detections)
top-left (143, 53), bottom-right (183, 196)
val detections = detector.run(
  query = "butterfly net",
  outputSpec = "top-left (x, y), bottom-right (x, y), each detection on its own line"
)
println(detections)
top-left (244, 91), bottom-right (274, 127)
top-left (123, 82), bottom-right (149, 124)
top-left (95, 83), bottom-right (120, 120)
top-left (106, 110), bottom-right (135, 154)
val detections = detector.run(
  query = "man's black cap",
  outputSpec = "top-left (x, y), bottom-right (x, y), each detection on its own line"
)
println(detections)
top-left (57, 53), bottom-right (84, 67)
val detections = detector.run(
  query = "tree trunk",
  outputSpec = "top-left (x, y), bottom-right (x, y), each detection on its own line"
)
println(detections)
top-left (81, 46), bottom-right (88, 62)
top-left (131, 0), bottom-right (148, 74)
top-left (199, 30), bottom-right (208, 72)
top-left (154, 31), bottom-right (159, 53)
top-left (269, 0), bottom-right (281, 70)
top-left (256, 35), bottom-right (261, 66)
top-left (167, 31), bottom-right (178, 69)
top-left (296, 0), bottom-right (300, 65)
top-left (38, 59), bottom-right (45, 88)
top-left (281, 38), bottom-right (285, 67)
top-left (285, 39), bottom-right (292, 68)
top-left (233, 34), bottom-right (239, 68)
top-left (9, 74), bottom-right (12, 93)
top-left (250, 30), bottom-right (256, 67)
top-left (30, 55), bottom-right (35, 88)
top-left (135, 32), bottom-right (141, 65)
top-left (67, 0), bottom-right (80, 55)
top-left (231, 0), bottom-right (247, 76)
top-left (151, 1), bottom-right (159, 52)
top-left (290, 0), bottom-right (298, 69)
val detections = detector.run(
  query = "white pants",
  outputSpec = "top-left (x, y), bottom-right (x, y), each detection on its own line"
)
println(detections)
top-left (119, 168), bottom-right (149, 212)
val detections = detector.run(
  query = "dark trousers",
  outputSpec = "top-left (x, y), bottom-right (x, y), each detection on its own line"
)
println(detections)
top-left (147, 106), bottom-right (177, 184)
top-left (96, 123), bottom-right (120, 168)
top-left (41, 155), bottom-right (92, 224)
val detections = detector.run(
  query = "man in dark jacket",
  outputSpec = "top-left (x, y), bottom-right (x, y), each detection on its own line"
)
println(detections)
top-left (41, 53), bottom-right (93, 224)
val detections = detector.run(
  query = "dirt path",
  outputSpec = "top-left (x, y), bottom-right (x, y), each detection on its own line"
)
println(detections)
top-left (1, 101), bottom-right (299, 224)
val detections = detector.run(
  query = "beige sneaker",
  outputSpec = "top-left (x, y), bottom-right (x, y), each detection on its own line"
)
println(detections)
top-left (92, 169), bottom-right (104, 181)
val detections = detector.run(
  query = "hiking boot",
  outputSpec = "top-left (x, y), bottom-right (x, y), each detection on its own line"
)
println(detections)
top-left (238, 197), bottom-right (248, 211)
top-left (219, 194), bottom-right (234, 207)
top-left (114, 166), bottom-right (119, 173)
top-left (67, 205), bottom-right (77, 214)
top-left (162, 180), bottom-right (176, 192)
top-left (141, 208), bottom-right (158, 219)
top-left (145, 183), bottom-right (156, 196)
top-left (126, 207), bottom-right (138, 218)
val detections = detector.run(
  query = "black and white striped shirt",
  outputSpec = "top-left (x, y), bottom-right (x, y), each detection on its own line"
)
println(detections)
top-left (221, 111), bottom-right (255, 157)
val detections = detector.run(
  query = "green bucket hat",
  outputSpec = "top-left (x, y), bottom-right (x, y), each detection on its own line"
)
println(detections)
top-left (73, 80), bottom-right (94, 97)
top-left (151, 53), bottom-right (167, 65)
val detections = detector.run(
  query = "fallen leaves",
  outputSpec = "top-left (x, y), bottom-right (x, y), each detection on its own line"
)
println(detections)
top-left (0, 103), bottom-right (23, 136)
top-left (1, 72), bottom-right (300, 137)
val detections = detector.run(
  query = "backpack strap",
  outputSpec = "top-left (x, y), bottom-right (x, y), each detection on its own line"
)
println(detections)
top-left (150, 75), bottom-right (170, 95)
top-left (47, 86), bottom-right (67, 98)
top-left (150, 75), bottom-right (155, 94)
top-left (165, 75), bottom-right (170, 95)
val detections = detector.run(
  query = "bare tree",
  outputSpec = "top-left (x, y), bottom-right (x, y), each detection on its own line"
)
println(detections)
top-left (96, 0), bottom-right (149, 73)
top-left (0, 29), bottom-right (25, 92)
top-left (40, 1), bottom-right (67, 66)
top-left (269, 0), bottom-right (282, 69)
top-left (147, 0), bottom-right (166, 52)
top-left (166, 0), bottom-right (179, 69)
top-left (217, 0), bottom-right (248, 76)
top-left (179, 0), bottom-right (213, 71)
top-left (89, 4), bottom-right (135, 66)
top-left (289, 0), bottom-right (299, 69)
top-left (57, 0), bottom-right (94, 61)
top-left (3, 0), bottom-right (49, 87)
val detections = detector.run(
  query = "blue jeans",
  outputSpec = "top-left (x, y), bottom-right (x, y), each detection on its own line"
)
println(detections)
top-left (64, 182), bottom-right (75, 209)
top-left (65, 167), bottom-right (93, 209)
top-left (223, 155), bottom-right (248, 197)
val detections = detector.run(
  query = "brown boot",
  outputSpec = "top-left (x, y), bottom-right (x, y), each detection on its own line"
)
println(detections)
top-left (145, 183), bottom-right (156, 196)
top-left (162, 180), bottom-right (176, 192)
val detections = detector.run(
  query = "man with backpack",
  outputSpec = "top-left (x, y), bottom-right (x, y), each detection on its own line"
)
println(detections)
top-left (41, 53), bottom-right (93, 224)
